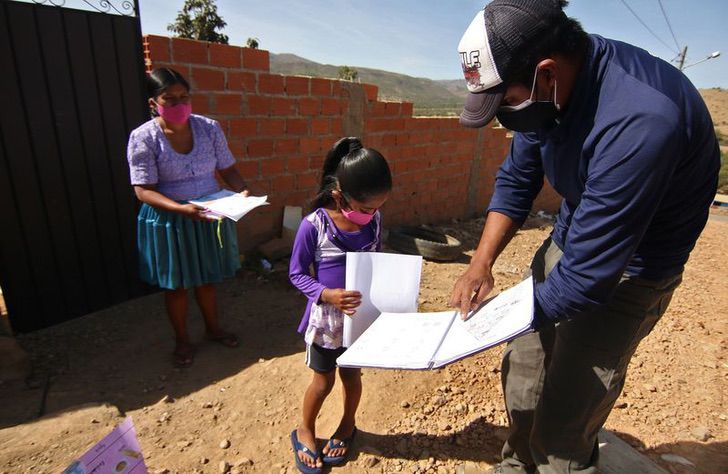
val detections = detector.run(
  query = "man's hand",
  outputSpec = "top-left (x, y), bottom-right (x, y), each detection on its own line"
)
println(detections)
top-left (450, 264), bottom-right (495, 319)
top-left (321, 288), bottom-right (362, 316)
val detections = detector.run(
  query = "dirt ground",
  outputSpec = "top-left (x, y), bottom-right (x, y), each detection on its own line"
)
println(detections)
top-left (0, 213), bottom-right (726, 474)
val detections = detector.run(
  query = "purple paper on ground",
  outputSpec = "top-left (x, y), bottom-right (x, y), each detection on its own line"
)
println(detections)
top-left (62, 417), bottom-right (147, 474)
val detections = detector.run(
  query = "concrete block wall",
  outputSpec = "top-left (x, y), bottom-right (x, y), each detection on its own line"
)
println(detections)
top-left (143, 35), bottom-right (561, 251)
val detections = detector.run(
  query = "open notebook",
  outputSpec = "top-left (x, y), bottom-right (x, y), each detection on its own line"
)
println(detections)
top-left (343, 252), bottom-right (423, 347)
top-left (190, 189), bottom-right (269, 221)
top-left (336, 277), bottom-right (534, 370)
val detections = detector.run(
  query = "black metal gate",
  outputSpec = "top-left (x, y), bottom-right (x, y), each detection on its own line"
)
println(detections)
top-left (0, 0), bottom-right (149, 332)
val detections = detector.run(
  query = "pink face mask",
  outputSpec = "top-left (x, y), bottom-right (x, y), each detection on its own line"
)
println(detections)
top-left (156, 102), bottom-right (192, 125)
top-left (341, 208), bottom-right (375, 226)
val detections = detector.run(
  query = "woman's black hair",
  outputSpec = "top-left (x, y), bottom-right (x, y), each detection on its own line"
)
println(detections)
top-left (504, 1), bottom-right (588, 87)
top-left (147, 67), bottom-right (190, 99)
top-left (312, 137), bottom-right (392, 210)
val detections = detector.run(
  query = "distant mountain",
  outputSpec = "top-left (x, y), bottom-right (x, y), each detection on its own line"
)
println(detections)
top-left (270, 53), bottom-right (464, 116)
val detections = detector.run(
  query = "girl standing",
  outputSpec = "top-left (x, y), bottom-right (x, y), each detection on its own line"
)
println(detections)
top-left (126, 68), bottom-right (248, 367)
top-left (289, 137), bottom-right (392, 473)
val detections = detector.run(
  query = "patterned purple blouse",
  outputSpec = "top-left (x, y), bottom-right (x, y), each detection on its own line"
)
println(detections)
top-left (126, 114), bottom-right (236, 201)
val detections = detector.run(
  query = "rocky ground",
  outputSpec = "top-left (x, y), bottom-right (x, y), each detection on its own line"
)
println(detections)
top-left (0, 213), bottom-right (726, 474)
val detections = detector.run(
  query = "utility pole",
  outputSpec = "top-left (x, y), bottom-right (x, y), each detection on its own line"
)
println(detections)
top-left (677, 45), bottom-right (688, 70)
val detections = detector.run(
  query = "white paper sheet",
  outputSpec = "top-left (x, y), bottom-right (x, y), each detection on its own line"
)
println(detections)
top-left (343, 252), bottom-right (423, 347)
top-left (336, 311), bottom-right (455, 369)
top-left (190, 190), bottom-right (269, 221)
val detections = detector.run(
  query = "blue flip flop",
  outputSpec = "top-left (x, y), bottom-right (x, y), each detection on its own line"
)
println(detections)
top-left (322, 426), bottom-right (357, 465)
top-left (290, 429), bottom-right (322, 474)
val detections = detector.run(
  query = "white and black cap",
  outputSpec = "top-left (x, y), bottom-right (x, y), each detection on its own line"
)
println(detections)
top-left (458, 0), bottom-right (567, 128)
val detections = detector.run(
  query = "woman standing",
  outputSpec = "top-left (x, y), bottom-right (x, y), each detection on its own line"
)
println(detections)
top-left (127, 68), bottom-right (248, 367)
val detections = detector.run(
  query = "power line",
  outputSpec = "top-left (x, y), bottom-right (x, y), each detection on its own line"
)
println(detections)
top-left (656, 0), bottom-right (681, 52)
top-left (618, 0), bottom-right (678, 54)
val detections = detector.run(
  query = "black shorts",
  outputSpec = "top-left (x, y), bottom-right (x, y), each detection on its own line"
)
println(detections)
top-left (305, 343), bottom-right (346, 373)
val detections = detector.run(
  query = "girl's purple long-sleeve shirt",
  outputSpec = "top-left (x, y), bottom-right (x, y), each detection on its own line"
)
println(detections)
top-left (289, 208), bottom-right (381, 338)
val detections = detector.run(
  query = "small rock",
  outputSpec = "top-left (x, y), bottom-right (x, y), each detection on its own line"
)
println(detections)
top-left (235, 457), bottom-right (253, 466)
top-left (643, 384), bottom-right (657, 393)
top-left (154, 469), bottom-right (170, 474)
top-left (200, 457), bottom-right (209, 465)
top-left (159, 395), bottom-right (173, 404)
top-left (660, 454), bottom-right (695, 466)
top-left (202, 402), bottom-right (213, 409)
top-left (401, 401), bottom-right (411, 408)
top-left (364, 456), bottom-right (380, 468)
top-left (90, 418), bottom-right (99, 424)
top-left (614, 402), bottom-right (628, 409)
top-left (691, 426), bottom-right (712, 441)
top-left (220, 439), bottom-right (231, 449)
top-left (219, 460), bottom-right (231, 473)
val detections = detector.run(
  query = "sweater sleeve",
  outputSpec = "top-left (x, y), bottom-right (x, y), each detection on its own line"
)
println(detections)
top-left (487, 132), bottom-right (544, 221)
top-left (289, 218), bottom-right (326, 303)
top-left (535, 111), bottom-right (682, 322)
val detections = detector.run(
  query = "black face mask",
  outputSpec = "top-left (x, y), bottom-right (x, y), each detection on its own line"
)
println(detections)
top-left (496, 67), bottom-right (561, 133)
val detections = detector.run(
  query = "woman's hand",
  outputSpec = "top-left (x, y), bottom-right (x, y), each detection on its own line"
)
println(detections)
top-left (178, 203), bottom-right (209, 221)
top-left (450, 265), bottom-right (495, 319)
top-left (321, 288), bottom-right (362, 316)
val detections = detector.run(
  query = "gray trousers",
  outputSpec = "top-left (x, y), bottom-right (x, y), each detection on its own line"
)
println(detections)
top-left (500, 238), bottom-right (682, 474)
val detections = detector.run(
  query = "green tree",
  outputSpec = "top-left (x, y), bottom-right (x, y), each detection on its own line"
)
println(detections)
top-left (338, 65), bottom-right (358, 81)
top-left (168, 0), bottom-right (229, 44)
top-left (246, 37), bottom-right (260, 49)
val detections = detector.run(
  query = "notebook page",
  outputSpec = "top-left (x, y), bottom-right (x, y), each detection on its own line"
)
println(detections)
top-left (343, 252), bottom-right (422, 347)
top-left (337, 311), bottom-right (454, 369)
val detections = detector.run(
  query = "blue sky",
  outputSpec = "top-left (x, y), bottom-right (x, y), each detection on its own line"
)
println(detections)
top-left (139, 0), bottom-right (727, 88)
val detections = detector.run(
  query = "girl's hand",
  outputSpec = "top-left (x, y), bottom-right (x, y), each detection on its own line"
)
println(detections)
top-left (178, 203), bottom-right (208, 221)
top-left (239, 189), bottom-right (250, 197)
top-left (321, 288), bottom-right (362, 315)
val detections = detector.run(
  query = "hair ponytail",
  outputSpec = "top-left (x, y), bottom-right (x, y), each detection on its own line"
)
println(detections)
top-left (311, 137), bottom-right (391, 210)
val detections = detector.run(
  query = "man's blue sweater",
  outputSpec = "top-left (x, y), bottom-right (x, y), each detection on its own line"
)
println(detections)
top-left (488, 35), bottom-right (720, 323)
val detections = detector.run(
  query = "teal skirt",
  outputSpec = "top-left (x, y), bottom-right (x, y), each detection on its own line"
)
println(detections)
top-left (137, 203), bottom-right (241, 290)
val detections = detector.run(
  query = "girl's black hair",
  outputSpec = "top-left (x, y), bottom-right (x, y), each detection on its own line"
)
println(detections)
top-left (312, 137), bottom-right (392, 210)
top-left (146, 67), bottom-right (190, 99)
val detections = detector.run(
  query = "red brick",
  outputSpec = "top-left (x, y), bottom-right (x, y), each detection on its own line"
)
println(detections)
top-left (287, 156), bottom-right (309, 173)
top-left (275, 138), bottom-right (299, 155)
top-left (259, 119), bottom-right (285, 136)
top-left (261, 158), bottom-right (286, 175)
top-left (370, 102), bottom-right (387, 117)
top-left (209, 43), bottom-right (241, 68)
top-left (191, 67), bottom-right (225, 91)
top-left (331, 80), bottom-right (343, 96)
top-left (226, 137), bottom-right (244, 156)
top-left (247, 96), bottom-right (270, 115)
top-left (271, 174), bottom-right (295, 192)
top-left (320, 98), bottom-right (341, 116)
top-left (242, 48), bottom-right (270, 71)
top-left (171, 37), bottom-right (208, 64)
top-left (285, 76), bottom-right (310, 96)
top-left (384, 102), bottom-right (401, 116)
top-left (248, 139), bottom-right (275, 157)
top-left (236, 160), bottom-right (259, 178)
top-left (311, 118), bottom-right (329, 135)
top-left (227, 71), bottom-right (257, 92)
top-left (362, 83), bottom-right (378, 101)
top-left (298, 98), bottom-right (320, 116)
top-left (296, 172), bottom-right (319, 190)
top-left (229, 118), bottom-right (257, 136)
top-left (300, 137), bottom-right (321, 154)
top-left (191, 94), bottom-right (210, 115)
top-left (270, 97), bottom-right (296, 116)
top-left (330, 119), bottom-right (343, 136)
top-left (286, 118), bottom-right (308, 135)
top-left (212, 94), bottom-right (242, 115)
top-left (144, 35), bottom-right (170, 62)
top-left (401, 102), bottom-right (414, 116)
top-left (259, 74), bottom-right (285, 94)
top-left (311, 78), bottom-right (332, 96)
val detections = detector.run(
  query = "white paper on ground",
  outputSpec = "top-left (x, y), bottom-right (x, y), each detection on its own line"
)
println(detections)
top-left (337, 277), bottom-right (534, 370)
top-left (190, 189), bottom-right (269, 221)
top-left (343, 252), bottom-right (423, 347)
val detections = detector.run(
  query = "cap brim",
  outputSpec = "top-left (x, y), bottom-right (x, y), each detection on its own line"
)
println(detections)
top-left (459, 84), bottom-right (505, 128)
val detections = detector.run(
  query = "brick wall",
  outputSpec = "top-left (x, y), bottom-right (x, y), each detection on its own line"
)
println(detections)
top-left (143, 35), bottom-right (561, 251)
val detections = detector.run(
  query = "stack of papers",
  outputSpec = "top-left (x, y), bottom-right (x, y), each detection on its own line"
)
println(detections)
top-left (336, 277), bottom-right (534, 370)
top-left (190, 189), bottom-right (269, 221)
